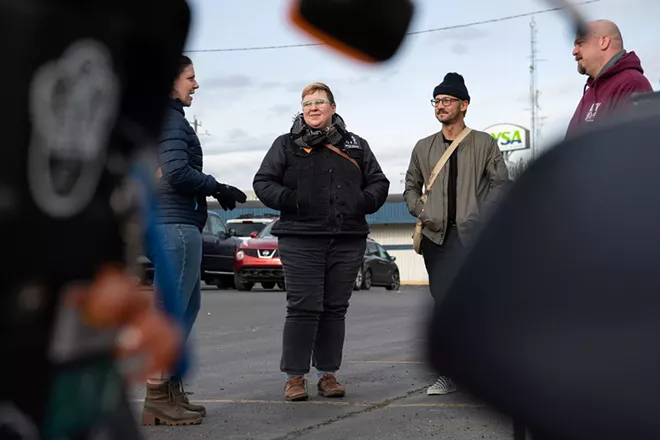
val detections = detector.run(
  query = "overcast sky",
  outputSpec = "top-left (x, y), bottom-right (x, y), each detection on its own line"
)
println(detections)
top-left (182, 0), bottom-right (660, 194)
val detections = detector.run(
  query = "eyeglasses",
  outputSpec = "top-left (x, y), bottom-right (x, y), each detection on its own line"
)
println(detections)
top-left (302, 98), bottom-right (332, 107)
top-left (431, 97), bottom-right (461, 107)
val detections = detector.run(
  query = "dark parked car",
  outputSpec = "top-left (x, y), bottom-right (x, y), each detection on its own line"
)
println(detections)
top-left (354, 238), bottom-right (400, 291)
top-left (138, 211), bottom-right (242, 288)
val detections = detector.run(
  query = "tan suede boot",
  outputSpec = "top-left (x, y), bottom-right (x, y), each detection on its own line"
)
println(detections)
top-left (141, 381), bottom-right (203, 426)
top-left (170, 377), bottom-right (206, 417)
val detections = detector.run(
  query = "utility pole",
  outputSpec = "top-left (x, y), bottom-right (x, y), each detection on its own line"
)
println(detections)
top-left (190, 115), bottom-right (210, 136)
top-left (529, 18), bottom-right (539, 159)
top-left (528, 17), bottom-right (546, 160)
top-left (192, 115), bottom-right (202, 134)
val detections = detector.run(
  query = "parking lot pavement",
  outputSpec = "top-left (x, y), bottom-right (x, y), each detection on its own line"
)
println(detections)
top-left (129, 285), bottom-right (515, 440)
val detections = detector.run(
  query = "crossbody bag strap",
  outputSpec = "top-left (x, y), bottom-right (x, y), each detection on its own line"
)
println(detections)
top-left (425, 126), bottom-right (472, 192)
top-left (325, 143), bottom-right (360, 170)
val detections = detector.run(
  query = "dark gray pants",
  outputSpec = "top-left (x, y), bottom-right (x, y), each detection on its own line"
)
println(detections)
top-left (421, 225), bottom-right (467, 307)
top-left (278, 235), bottom-right (367, 376)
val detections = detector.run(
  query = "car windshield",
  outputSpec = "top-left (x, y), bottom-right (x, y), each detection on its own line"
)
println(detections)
top-left (258, 220), bottom-right (277, 238)
top-left (228, 222), bottom-right (268, 237)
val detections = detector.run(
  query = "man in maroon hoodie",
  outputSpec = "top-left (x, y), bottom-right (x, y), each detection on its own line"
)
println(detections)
top-left (566, 20), bottom-right (653, 137)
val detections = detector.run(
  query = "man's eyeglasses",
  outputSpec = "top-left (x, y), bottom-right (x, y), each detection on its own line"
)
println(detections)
top-left (302, 98), bottom-right (332, 107)
top-left (431, 97), bottom-right (461, 107)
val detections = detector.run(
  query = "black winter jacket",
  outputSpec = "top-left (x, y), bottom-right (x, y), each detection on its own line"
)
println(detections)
top-left (154, 99), bottom-right (217, 230)
top-left (253, 132), bottom-right (390, 236)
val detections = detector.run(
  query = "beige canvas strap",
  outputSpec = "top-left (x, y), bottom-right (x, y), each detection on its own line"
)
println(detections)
top-left (425, 126), bottom-right (472, 193)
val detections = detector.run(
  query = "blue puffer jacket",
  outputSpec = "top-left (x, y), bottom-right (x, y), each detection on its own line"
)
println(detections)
top-left (154, 99), bottom-right (217, 231)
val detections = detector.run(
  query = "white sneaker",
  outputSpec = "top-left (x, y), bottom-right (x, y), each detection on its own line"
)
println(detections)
top-left (427, 376), bottom-right (457, 395)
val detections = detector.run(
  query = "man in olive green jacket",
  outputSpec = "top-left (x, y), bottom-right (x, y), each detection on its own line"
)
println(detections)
top-left (404, 72), bottom-right (510, 396)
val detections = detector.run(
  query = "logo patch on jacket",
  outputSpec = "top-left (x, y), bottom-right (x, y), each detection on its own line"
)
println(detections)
top-left (343, 135), bottom-right (362, 150)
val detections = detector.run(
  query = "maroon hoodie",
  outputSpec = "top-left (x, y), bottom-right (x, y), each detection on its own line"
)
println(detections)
top-left (566, 51), bottom-right (653, 138)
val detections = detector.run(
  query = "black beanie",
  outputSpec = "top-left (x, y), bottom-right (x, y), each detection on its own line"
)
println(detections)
top-left (433, 72), bottom-right (470, 103)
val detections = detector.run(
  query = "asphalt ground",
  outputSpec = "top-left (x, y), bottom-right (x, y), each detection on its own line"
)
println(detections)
top-left (128, 284), bottom-right (516, 440)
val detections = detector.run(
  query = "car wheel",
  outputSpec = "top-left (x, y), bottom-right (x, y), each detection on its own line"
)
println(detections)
top-left (353, 269), bottom-right (363, 291)
top-left (362, 269), bottom-right (372, 290)
top-left (234, 274), bottom-right (254, 292)
top-left (385, 271), bottom-right (400, 291)
top-left (215, 275), bottom-right (233, 290)
top-left (277, 281), bottom-right (286, 290)
top-left (261, 281), bottom-right (276, 290)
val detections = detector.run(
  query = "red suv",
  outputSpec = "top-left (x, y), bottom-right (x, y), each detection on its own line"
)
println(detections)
top-left (233, 219), bottom-right (285, 291)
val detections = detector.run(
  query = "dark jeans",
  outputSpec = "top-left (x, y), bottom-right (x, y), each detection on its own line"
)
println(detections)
top-left (421, 225), bottom-right (467, 307)
top-left (147, 223), bottom-right (203, 342)
top-left (278, 235), bottom-right (367, 376)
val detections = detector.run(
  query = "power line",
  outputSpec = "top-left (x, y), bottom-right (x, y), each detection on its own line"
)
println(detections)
top-left (407, 0), bottom-right (599, 35)
top-left (184, 0), bottom-right (600, 54)
top-left (186, 42), bottom-right (323, 53)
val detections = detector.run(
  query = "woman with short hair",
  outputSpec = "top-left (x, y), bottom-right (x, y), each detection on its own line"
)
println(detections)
top-left (253, 82), bottom-right (390, 401)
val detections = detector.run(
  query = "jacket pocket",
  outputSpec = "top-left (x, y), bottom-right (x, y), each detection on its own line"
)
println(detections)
top-left (421, 193), bottom-right (443, 232)
top-left (280, 189), bottom-right (298, 214)
top-left (337, 182), bottom-right (365, 218)
top-left (295, 190), bottom-right (311, 217)
top-left (295, 155), bottom-right (314, 218)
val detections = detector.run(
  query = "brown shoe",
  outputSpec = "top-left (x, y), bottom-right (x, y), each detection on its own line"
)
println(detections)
top-left (285, 376), bottom-right (309, 401)
top-left (141, 381), bottom-right (203, 426)
top-left (170, 378), bottom-right (206, 417)
top-left (317, 374), bottom-right (345, 398)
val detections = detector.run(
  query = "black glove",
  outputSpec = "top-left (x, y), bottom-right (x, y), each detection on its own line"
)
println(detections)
top-left (214, 182), bottom-right (247, 211)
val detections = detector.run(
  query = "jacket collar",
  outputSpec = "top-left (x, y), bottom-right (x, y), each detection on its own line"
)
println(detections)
top-left (169, 98), bottom-right (185, 115)
top-left (594, 50), bottom-right (626, 80)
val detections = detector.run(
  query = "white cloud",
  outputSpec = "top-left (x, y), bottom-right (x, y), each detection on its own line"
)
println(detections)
top-left (202, 128), bottom-right (279, 156)
top-left (204, 150), bottom-right (270, 190)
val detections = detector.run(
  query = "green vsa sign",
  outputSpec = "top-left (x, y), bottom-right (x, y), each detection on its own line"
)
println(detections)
top-left (484, 124), bottom-right (530, 152)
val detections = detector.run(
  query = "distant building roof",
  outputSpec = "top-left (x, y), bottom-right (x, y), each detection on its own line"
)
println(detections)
top-left (208, 194), bottom-right (416, 225)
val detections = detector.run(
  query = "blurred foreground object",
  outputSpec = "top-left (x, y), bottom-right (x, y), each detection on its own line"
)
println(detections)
top-left (65, 266), bottom-right (183, 384)
top-left (288, 0), bottom-right (414, 63)
top-left (288, 0), bottom-right (589, 64)
top-left (427, 96), bottom-right (660, 439)
top-left (0, 0), bottom-right (190, 438)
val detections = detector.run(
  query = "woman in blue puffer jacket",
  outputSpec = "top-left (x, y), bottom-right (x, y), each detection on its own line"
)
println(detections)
top-left (142, 55), bottom-right (246, 427)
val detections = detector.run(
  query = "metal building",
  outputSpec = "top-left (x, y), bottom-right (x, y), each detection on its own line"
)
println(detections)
top-left (208, 194), bottom-right (429, 284)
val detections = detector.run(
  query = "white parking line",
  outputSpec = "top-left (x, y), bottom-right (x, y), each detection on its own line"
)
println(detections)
top-left (131, 398), bottom-right (483, 408)
top-left (344, 360), bottom-right (424, 364)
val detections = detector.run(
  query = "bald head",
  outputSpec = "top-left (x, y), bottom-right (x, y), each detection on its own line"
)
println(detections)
top-left (572, 19), bottom-right (626, 77)
top-left (587, 19), bottom-right (624, 50)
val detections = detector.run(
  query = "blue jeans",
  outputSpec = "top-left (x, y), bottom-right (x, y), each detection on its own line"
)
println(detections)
top-left (147, 223), bottom-right (203, 342)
